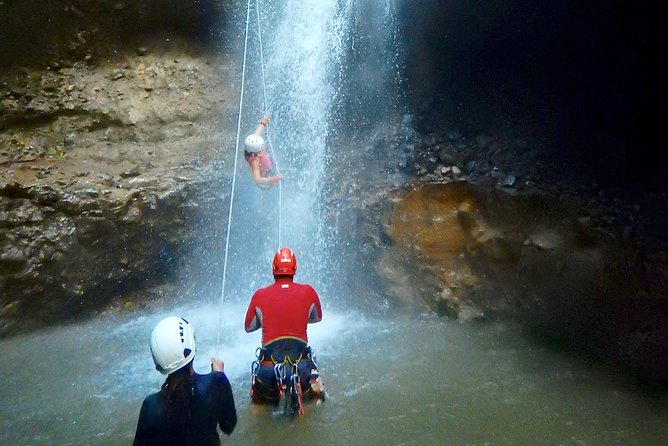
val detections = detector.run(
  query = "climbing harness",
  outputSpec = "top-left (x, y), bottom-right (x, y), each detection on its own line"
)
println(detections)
top-left (289, 363), bottom-right (304, 415)
top-left (215, 0), bottom-right (283, 354)
top-left (249, 344), bottom-right (323, 415)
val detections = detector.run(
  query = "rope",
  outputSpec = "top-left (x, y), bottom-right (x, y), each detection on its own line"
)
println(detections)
top-left (215, 0), bottom-right (253, 354)
top-left (215, 0), bottom-right (284, 353)
top-left (255, 0), bottom-right (283, 249)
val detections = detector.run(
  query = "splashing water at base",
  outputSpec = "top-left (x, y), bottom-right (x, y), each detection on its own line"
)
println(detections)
top-left (1, 303), bottom-right (667, 445)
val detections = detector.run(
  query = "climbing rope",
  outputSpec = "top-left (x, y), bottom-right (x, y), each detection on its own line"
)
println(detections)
top-left (255, 0), bottom-right (283, 248)
top-left (215, 0), bottom-right (283, 353)
top-left (215, 0), bottom-right (253, 354)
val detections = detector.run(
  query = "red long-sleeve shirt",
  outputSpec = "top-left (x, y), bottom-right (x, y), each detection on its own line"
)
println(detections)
top-left (244, 278), bottom-right (322, 346)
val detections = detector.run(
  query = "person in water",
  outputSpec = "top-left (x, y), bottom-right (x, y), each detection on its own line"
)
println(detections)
top-left (244, 247), bottom-right (325, 410)
top-left (133, 316), bottom-right (237, 446)
top-left (244, 114), bottom-right (283, 188)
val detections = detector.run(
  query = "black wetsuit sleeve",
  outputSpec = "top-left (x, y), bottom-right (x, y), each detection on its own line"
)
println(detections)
top-left (215, 372), bottom-right (237, 435)
top-left (133, 395), bottom-right (158, 446)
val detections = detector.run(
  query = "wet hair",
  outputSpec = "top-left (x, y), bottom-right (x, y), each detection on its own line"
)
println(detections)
top-left (244, 150), bottom-right (259, 162)
top-left (160, 360), bottom-right (195, 435)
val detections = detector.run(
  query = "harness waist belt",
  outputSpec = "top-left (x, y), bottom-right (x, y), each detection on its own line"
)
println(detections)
top-left (261, 338), bottom-right (310, 363)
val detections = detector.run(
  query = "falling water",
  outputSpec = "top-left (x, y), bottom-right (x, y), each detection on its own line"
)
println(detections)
top-left (218, 0), bottom-right (400, 298)
top-left (1, 2), bottom-right (667, 445)
top-left (259, 0), bottom-right (353, 283)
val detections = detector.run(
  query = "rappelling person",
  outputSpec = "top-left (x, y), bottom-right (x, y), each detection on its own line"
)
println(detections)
top-left (244, 247), bottom-right (325, 414)
top-left (244, 113), bottom-right (283, 188)
top-left (133, 316), bottom-right (237, 445)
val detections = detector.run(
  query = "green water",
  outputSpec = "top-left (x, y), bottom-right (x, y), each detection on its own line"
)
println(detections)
top-left (0, 301), bottom-right (666, 445)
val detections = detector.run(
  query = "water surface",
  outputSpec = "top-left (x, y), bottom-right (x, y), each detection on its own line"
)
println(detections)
top-left (1, 301), bottom-right (666, 445)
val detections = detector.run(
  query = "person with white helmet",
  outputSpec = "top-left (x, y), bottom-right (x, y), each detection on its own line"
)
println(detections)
top-left (244, 113), bottom-right (283, 188)
top-left (244, 248), bottom-right (325, 414)
top-left (133, 316), bottom-right (237, 445)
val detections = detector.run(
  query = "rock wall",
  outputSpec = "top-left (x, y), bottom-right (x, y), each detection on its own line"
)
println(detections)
top-left (324, 108), bottom-right (667, 384)
top-left (0, 0), bottom-right (236, 336)
top-left (386, 0), bottom-right (668, 383)
top-left (397, 0), bottom-right (667, 186)
top-left (0, 174), bottom-right (220, 331)
top-left (369, 182), bottom-right (668, 383)
top-left (0, 0), bottom-right (225, 68)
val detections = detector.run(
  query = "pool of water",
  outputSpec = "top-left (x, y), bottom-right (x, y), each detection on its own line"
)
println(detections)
top-left (1, 300), bottom-right (666, 445)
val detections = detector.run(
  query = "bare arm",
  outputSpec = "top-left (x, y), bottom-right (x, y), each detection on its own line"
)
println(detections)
top-left (308, 286), bottom-right (323, 323)
top-left (253, 114), bottom-right (269, 137)
top-left (211, 357), bottom-right (224, 372)
top-left (245, 299), bottom-right (263, 333)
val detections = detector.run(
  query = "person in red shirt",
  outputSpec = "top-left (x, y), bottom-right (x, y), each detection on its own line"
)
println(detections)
top-left (244, 247), bottom-right (325, 411)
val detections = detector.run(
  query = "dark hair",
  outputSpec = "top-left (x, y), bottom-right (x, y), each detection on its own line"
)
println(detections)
top-left (244, 150), bottom-right (258, 162)
top-left (160, 361), bottom-right (195, 435)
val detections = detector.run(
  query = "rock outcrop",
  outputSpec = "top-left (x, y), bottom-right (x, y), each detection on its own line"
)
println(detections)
top-left (366, 181), bottom-right (668, 383)
top-left (0, 1), bottom-right (237, 336)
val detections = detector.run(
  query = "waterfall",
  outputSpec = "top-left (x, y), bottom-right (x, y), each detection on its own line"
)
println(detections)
top-left (220, 0), bottom-right (400, 301)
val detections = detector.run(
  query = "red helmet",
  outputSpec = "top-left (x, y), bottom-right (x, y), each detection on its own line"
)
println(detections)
top-left (272, 247), bottom-right (297, 276)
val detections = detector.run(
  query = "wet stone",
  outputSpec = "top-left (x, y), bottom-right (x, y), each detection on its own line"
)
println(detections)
top-left (1, 247), bottom-right (27, 264)
top-left (64, 133), bottom-right (76, 149)
top-left (120, 166), bottom-right (141, 178)
top-left (59, 195), bottom-right (84, 214)
top-left (122, 206), bottom-right (143, 224)
top-left (438, 149), bottom-right (456, 165)
top-left (501, 174), bottom-right (516, 188)
top-left (84, 188), bottom-right (99, 198)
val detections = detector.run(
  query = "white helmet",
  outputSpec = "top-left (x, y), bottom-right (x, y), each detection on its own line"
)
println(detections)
top-left (244, 134), bottom-right (265, 153)
top-left (150, 316), bottom-right (196, 375)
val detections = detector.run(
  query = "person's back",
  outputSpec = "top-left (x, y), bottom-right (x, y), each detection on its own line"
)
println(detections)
top-left (247, 278), bottom-right (320, 346)
top-left (135, 373), bottom-right (235, 446)
top-left (244, 248), bottom-right (325, 408)
top-left (134, 317), bottom-right (236, 445)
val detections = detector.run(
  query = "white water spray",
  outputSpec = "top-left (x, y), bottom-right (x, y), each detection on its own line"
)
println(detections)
top-left (221, 0), bottom-right (401, 298)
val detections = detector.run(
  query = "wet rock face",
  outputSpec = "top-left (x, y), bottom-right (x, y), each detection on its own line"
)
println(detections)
top-left (0, 1), bottom-right (238, 336)
top-left (0, 169), bottom-right (222, 336)
top-left (376, 182), bottom-right (668, 383)
top-left (0, 0), bottom-right (226, 69)
top-left (382, 183), bottom-right (482, 320)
